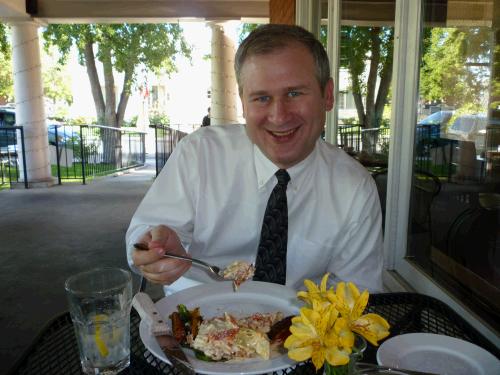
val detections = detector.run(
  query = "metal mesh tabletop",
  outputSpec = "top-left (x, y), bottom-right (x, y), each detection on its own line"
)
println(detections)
top-left (8, 292), bottom-right (499, 375)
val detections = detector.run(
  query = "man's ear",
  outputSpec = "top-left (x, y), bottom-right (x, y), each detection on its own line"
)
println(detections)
top-left (324, 78), bottom-right (334, 111)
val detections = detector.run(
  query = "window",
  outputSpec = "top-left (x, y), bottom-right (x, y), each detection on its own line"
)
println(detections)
top-left (409, 0), bottom-right (499, 333)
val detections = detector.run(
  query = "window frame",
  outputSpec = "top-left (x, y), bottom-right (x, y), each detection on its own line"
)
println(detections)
top-left (322, 0), bottom-right (498, 343)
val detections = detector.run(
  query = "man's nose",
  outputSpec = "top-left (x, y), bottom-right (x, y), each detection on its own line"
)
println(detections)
top-left (269, 99), bottom-right (290, 125)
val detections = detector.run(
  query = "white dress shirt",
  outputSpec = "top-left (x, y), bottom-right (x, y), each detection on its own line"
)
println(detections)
top-left (126, 124), bottom-right (383, 294)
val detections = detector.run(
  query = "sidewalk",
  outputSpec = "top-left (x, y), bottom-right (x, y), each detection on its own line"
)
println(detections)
top-left (0, 157), bottom-right (159, 374)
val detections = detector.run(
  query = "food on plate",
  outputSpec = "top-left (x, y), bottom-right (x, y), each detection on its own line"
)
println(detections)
top-left (169, 305), bottom-right (292, 362)
top-left (169, 304), bottom-right (203, 345)
top-left (220, 260), bottom-right (256, 290)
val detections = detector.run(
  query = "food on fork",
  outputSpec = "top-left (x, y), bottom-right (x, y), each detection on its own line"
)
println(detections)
top-left (220, 260), bottom-right (255, 289)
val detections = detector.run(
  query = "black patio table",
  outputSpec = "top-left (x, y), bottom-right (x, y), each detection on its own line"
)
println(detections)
top-left (8, 292), bottom-right (500, 375)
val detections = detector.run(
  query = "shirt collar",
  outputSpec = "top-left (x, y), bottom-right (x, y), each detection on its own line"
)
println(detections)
top-left (253, 141), bottom-right (319, 191)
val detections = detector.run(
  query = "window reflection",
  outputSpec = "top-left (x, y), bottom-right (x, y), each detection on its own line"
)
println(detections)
top-left (410, 0), bottom-right (499, 330)
top-left (327, 0), bottom-right (395, 171)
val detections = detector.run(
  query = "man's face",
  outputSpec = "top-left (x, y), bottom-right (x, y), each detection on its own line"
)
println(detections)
top-left (240, 42), bottom-right (333, 169)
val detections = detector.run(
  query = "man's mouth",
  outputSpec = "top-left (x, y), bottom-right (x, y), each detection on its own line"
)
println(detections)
top-left (269, 128), bottom-right (298, 139)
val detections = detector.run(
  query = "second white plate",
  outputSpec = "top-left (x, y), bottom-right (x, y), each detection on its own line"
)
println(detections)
top-left (377, 333), bottom-right (500, 375)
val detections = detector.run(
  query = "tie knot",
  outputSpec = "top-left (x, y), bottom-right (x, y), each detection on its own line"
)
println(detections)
top-left (275, 169), bottom-right (290, 186)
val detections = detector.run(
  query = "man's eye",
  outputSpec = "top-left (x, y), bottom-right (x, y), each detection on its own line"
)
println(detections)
top-left (288, 91), bottom-right (301, 97)
top-left (254, 96), bottom-right (270, 103)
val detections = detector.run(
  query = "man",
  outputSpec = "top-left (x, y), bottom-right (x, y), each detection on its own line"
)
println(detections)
top-left (126, 24), bottom-right (383, 294)
top-left (202, 107), bottom-right (211, 126)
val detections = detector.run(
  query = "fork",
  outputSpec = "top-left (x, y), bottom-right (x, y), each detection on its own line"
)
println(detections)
top-left (133, 243), bottom-right (225, 281)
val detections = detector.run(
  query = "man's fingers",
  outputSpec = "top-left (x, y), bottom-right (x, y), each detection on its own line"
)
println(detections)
top-left (140, 258), bottom-right (191, 284)
top-left (132, 247), bottom-right (164, 266)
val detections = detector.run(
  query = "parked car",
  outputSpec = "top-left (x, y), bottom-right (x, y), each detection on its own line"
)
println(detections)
top-left (0, 106), bottom-right (17, 150)
top-left (444, 114), bottom-right (487, 155)
top-left (0, 106), bottom-right (79, 149)
top-left (416, 110), bottom-right (454, 139)
top-left (415, 110), bottom-right (454, 156)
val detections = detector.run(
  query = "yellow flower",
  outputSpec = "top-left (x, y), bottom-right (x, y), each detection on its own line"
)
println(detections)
top-left (285, 300), bottom-right (354, 370)
top-left (297, 273), bottom-right (337, 307)
top-left (286, 274), bottom-right (391, 371)
top-left (335, 282), bottom-right (390, 346)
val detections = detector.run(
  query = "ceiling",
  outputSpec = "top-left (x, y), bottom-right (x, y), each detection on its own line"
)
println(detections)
top-left (0, 0), bottom-right (270, 23)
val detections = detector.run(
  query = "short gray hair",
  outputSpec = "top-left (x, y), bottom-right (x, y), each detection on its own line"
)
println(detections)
top-left (234, 24), bottom-right (331, 95)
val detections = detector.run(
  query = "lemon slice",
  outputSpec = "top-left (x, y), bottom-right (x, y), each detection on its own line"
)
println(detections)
top-left (93, 314), bottom-right (109, 357)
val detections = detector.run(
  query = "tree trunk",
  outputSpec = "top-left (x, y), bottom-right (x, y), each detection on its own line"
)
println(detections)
top-left (102, 47), bottom-right (117, 128)
top-left (84, 40), bottom-right (105, 124)
top-left (351, 76), bottom-right (365, 126)
top-left (100, 46), bottom-right (120, 165)
top-left (374, 58), bottom-right (393, 127)
top-left (116, 67), bottom-right (133, 127)
top-left (365, 28), bottom-right (381, 130)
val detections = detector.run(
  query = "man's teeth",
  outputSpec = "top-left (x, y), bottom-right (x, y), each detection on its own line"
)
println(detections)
top-left (272, 129), bottom-right (295, 136)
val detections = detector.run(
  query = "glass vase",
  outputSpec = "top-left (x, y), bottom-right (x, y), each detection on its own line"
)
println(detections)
top-left (323, 335), bottom-right (367, 375)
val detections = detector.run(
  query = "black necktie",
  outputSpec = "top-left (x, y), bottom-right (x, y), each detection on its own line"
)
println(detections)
top-left (253, 169), bottom-right (290, 284)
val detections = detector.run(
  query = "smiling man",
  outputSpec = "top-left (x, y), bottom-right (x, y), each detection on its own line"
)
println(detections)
top-left (126, 25), bottom-right (383, 294)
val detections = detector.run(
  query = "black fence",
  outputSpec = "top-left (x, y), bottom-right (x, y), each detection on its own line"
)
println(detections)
top-left (152, 124), bottom-right (187, 176)
top-left (0, 126), bottom-right (28, 189)
top-left (50, 124), bottom-right (146, 184)
top-left (0, 124), bottom-right (146, 188)
top-left (337, 124), bottom-right (460, 180)
top-left (338, 125), bottom-right (391, 155)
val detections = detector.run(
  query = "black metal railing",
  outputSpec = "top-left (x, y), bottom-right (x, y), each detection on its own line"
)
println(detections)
top-left (49, 124), bottom-right (146, 184)
top-left (152, 124), bottom-right (188, 176)
top-left (0, 126), bottom-right (28, 189)
top-left (414, 124), bottom-right (456, 180)
top-left (1, 124), bottom-right (146, 188)
top-left (338, 125), bottom-right (391, 155)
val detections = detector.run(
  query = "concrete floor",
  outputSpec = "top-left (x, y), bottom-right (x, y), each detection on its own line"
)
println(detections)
top-left (0, 158), bottom-right (163, 374)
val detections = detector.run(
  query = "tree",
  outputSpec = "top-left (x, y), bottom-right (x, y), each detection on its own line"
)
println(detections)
top-left (43, 24), bottom-right (191, 128)
top-left (340, 26), bottom-right (394, 129)
top-left (319, 26), bottom-right (394, 130)
top-left (0, 23), bottom-right (13, 102)
top-left (42, 47), bottom-right (74, 119)
top-left (420, 27), bottom-right (491, 115)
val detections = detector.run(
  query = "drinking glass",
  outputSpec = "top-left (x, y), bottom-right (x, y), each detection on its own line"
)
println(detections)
top-left (65, 267), bottom-right (133, 374)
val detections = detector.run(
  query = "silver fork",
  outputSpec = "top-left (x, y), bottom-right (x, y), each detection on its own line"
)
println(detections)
top-left (133, 243), bottom-right (225, 281)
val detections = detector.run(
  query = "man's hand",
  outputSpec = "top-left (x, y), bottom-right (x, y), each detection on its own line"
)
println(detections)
top-left (132, 225), bottom-right (191, 285)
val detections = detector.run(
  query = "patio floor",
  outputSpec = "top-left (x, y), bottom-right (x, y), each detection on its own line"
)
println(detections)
top-left (0, 157), bottom-right (164, 374)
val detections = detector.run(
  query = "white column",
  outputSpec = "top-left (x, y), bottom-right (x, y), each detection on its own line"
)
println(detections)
top-left (11, 21), bottom-right (53, 187)
top-left (209, 22), bottom-right (238, 125)
top-left (295, 0), bottom-right (321, 37)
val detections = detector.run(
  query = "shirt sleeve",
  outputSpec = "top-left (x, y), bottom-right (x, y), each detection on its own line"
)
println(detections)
top-left (327, 174), bottom-right (384, 293)
top-left (125, 138), bottom-right (197, 273)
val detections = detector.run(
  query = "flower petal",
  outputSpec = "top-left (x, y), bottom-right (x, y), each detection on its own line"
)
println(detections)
top-left (325, 346), bottom-right (350, 366)
top-left (311, 347), bottom-right (326, 370)
top-left (320, 273), bottom-right (330, 292)
top-left (352, 314), bottom-right (390, 346)
top-left (288, 346), bottom-right (314, 362)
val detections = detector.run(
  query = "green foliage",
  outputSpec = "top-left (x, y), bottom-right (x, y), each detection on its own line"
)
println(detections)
top-left (239, 24), bottom-right (259, 43)
top-left (123, 115), bottom-right (138, 127)
top-left (0, 23), bottom-right (9, 57)
top-left (66, 116), bottom-right (93, 125)
top-left (42, 47), bottom-right (74, 117)
top-left (0, 23), bottom-right (13, 101)
top-left (341, 117), bottom-right (358, 126)
top-left (42, 23), bottom-right (191, 126)
top-left (420, 27), bottom-right (490, 109)
top-left (149, 112), bottom-right (170, 126)
top-left (43, 23), bottom-right (191, 86)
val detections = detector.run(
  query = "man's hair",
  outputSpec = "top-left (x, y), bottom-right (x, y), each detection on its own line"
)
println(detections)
top-left (234, 24), bottom-right (331, 95)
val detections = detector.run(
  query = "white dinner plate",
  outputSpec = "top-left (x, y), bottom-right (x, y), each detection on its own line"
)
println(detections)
top-left (377, 333), bottom-right (500, 375)
top-left (138, 281), bottom-right (301, 375)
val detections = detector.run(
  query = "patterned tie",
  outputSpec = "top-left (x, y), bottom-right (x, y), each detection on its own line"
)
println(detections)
top-left (253, 169), bottom-right (290, 284)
